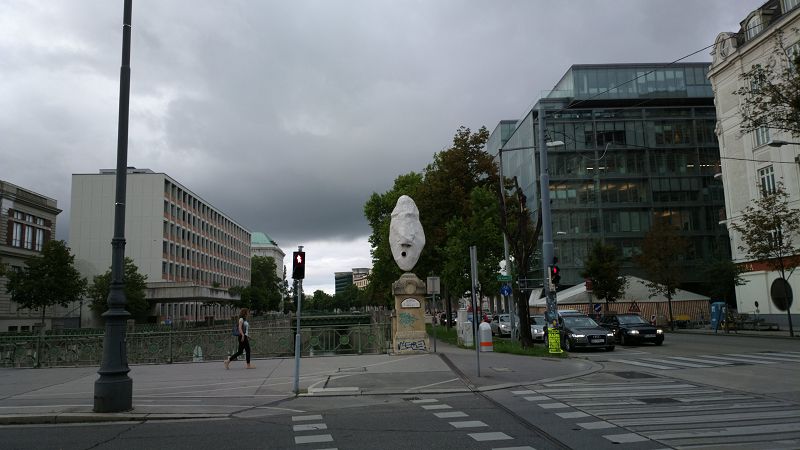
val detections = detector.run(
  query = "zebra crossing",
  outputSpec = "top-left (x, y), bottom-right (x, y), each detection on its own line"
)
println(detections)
top-left (291, 414), bottom-right (336, 448)
top-left (608, 350), bottom-right (800, 371)
top-left (409, 398), bottom-right (534, 450)
top-left (518, 377), bottom-right (800, 449)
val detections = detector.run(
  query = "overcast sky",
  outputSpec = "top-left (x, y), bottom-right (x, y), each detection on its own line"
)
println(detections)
top-left (1, 0), bottom-right (763, 294)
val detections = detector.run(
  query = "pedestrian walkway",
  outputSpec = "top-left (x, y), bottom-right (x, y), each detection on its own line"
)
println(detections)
top-left (607, 350), bottom-right (800, 371)
top-left (0, 341), bottom-right (597, 425)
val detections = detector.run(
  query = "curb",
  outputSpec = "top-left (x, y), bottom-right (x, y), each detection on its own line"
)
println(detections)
top-left (669, 329), bottom-right (798, 340)
top-left (0, 412), bottom-right (230, 426)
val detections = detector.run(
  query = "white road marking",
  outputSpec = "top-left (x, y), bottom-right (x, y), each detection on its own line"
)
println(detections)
top-left (449, 420), bottom-right (488, 428)
top-left (603, 433), bottom-right (649, 443)
top-left (578, 421), bottom-right (616, 429)
top-left (410, 399), bottom-right (438, 404)
top-left (538, 402), bottom-right (570, 409)
top-left (422, 404), bottom-right (452, 410)
top-left (434, 411), bottom-right (468, 418)
top-left (293, 423), bottom-right (327, 432)
top-left (292, 414), bottom-right (323, 422)
top-left (556, 411), bottom-right (590, 419)
top-left (469, 432), bottom-right (513, 441)
top-left (294, 434), bottom-right (334, 444)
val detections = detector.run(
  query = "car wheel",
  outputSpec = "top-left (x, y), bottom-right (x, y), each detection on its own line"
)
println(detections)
top-left (655, 338), bottom-right (663, 346)
top-left (606, 346), bottom-right (615, 352)
top-left (564, 338), bottom-right (573, 352)
top-left (621, 334), bottom-right (628, 346)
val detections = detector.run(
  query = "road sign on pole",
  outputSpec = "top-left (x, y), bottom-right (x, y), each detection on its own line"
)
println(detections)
top-left (500, 284), bottom-right (512, 296)
top-left (497, 274), bottom-right (512, 282)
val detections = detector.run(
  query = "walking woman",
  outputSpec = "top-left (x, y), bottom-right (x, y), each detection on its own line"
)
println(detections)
top-left (224, 308), bottom-right (254, 369)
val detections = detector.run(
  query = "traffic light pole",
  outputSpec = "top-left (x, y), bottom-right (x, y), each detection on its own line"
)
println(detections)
top-left (538, 103), bottom-right (559, 328)
top-left (293, 245), bottom-right (304, 395)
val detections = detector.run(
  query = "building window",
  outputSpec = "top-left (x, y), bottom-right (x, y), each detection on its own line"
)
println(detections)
top-left (754, 126), bottom-right (770, 147)
top-left (34, 228), bottom-right (44, 251)
top-left (759, 165), bottom-right (776, 195)
top-left (24, 225), bottom-right (34, 249)
top-left (12, 222), bottom-right (22, 247)
top-left (746, 14), bottom-right (762, 40)
top-left (784, 0), bottom-right (800, 12)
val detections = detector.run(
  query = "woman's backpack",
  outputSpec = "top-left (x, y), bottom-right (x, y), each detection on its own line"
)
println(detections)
top-left (232, 322), bottom-right (240, 336)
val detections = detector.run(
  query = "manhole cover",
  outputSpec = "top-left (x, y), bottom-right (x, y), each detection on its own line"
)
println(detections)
top-left (640, 397), bottom-right (680, 404)
top-left (609, 371), bottom-right (657, 379)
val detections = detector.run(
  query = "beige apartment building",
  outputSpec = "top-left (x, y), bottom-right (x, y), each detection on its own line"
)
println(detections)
top-left (69, 168), bottom-right (250, 326)
top-left (708, 0), bottom-right (800, 327)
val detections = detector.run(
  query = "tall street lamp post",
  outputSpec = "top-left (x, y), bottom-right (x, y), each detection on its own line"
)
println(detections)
top-left (538, 102), bottom-right (565, 327)
top-left (94, 0), bottom-right (133, 413)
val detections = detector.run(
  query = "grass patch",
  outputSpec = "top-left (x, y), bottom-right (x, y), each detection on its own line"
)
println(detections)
top-left (426, 324), bottom-right (566, 358)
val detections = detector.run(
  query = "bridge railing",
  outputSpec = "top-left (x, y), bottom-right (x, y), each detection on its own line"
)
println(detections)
top-left (0, 322), bottom-right (391, 368)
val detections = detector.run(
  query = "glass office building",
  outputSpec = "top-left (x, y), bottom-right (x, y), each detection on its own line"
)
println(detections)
top-left (487, 63), bottom-right (729, 289)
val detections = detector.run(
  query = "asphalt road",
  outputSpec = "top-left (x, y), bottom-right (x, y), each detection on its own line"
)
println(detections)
top-left (1, 332), bottom-right (798, 449)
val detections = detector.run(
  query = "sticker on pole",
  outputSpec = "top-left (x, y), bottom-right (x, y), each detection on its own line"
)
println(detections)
top-left (548, 328), bottom-right (562, 354)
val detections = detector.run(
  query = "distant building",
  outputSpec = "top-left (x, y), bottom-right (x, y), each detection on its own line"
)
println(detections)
top-left (709, 0), bottom-right (800, 327)
top-left (69, 168), bottom-right (250, 326)
top-left (486, 63), bottom-right (729, 293)
top-left (353, 267), bottom-right (370, 289)
top-left (0, 180), bottom-right (64, 332)
top-left (334, 271), bottom-right (354, 295)
top-left (251, 232), bottom-right (285, 279)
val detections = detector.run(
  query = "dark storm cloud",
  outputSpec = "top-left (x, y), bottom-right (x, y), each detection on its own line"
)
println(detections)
top-left (1, 0), bottom-right (765, 291)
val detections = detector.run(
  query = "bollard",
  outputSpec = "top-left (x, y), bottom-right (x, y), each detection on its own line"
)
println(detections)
top-left (479, 322), bottom-right (493, 352)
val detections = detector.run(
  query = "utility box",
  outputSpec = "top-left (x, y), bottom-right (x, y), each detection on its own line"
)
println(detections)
top-left (711, 302), bottom-right (726, 332)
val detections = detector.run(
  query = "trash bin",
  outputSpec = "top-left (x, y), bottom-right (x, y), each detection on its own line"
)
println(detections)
top-left (479, 322), bottom-right (493, 352)
top-left (710, 302), bottom-right (726, 332)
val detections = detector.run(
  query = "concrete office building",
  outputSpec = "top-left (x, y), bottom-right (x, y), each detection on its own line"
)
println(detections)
top-left (709, 0), bottom-right (800, 327)
top-left (334, 271), bottom-right (354, 295)
top-left (251, 231), bottom-right (285, 279)
top-left (0, 180), bottom-right (65, 332)
top-left (487, 63), bottom-right (729, 291)
top-left (69, 168), bottom-right (250, 326)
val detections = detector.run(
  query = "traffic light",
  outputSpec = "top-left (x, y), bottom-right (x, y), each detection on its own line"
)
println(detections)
top-left (292, 251), bottom-right (306, 280)
top-left (548, 265), bottom-right (560, 288)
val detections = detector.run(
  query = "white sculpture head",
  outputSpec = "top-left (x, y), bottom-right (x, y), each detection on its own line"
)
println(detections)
top-left (389, 195), bottom-right (425, 272)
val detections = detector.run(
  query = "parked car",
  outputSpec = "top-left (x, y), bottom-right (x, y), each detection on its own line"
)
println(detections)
top-left (559, 314), bottom-right (615, 352)
top-left (529, 315), bottom-right (546, 342)
top-left (490, 314), bottom-right (517, 336)
top-left (600, 313), bottom-right (664, 346)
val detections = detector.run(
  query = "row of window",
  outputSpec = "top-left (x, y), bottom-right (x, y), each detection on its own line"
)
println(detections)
top-left (163, 179), bottom-right (248, 243)
top-left (161, 240), bottom-right (247, 278)
top-left (163, 200), bottom-right (248, 255)
top-left (541, 118), bottom-right (717, 151)
top-left (554, 235), bottom-right (726, 267)
top-left (550, 149), bottom-right (720, 177)
top-left (549, 176), bottom-right (722, 206)
top-left (8, 210), bottom-right (49, 251)
top-left (162, 220), bottom-right (248, 266)
top-left (161, 260), bottom-right (246, 288)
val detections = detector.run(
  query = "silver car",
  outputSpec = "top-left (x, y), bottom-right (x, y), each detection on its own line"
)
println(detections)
top-left (530, 315), bottom-right (545, 342)
top-left (490, 314), bottom-right (517, 337)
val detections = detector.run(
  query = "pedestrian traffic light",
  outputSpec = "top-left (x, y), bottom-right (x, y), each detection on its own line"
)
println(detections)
top-left (549, 265), bottom-right (560, 288)
top-left (292, 251), bottom-right (306, 280)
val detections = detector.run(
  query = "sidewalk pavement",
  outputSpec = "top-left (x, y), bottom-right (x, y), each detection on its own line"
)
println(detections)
top-left (0, 342), bottom-right (598, 425)
top-left (670, 327), bottom-right (799, 339)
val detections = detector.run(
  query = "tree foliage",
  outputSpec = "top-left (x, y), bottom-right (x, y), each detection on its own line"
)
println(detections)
top-left (581, 241), bottom-right (627, 310)
top-left (232, 256), bottom-right (283, 315)
top-left (5, 240), bottom-right (87, 325)
top-left (702, 256), bottom-right (746, 307)
top-left (734, 30), bottom-right (800, 137)
top-left (635, 221), bottom-right (688, 330)
top-left (88, 256), bottom-right (149, 322)
top-left (494, 172), bottom-right (541, 347)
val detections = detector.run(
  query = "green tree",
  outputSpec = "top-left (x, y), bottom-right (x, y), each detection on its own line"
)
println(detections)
top-left (250, 256), bottom-right (283, 314)
top-left (731, 184), bottom-right (800, 336)
top-left (734, 30), bottom-right (800, 137)
top-left (497, 175), bottom-right (540, 347)
top-left (5, 240), bottom-right (87, 329)
top-left (635, 221), bottom-right (688, 330)
top-left (88, 257), bottom-right (149, 322)
top-left (581, 241), bottom-right (627, 312)
top-left (702, 257), bottom-right (747, 308)
top-left (310, 289), bottom-right (334, 311)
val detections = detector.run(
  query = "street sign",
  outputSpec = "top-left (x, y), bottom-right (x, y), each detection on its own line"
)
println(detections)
top-left (497, 275), bottom-right (512, 282)
top-left (547, 328), bottom-right (562, 354)
top-left (500, 284), bottom-right (512, 296)
top-left (427, 276), bottom-right (441, 295)
top-left (594, 303), bottom-right (602, 313)
top-left (628, 300), bottom-right (641, 313)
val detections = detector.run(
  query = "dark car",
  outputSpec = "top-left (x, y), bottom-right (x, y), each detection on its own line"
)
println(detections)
top-left (600, 313), bottom-right (664, 346)
top-left (559, 314), bottom-right (615, 352)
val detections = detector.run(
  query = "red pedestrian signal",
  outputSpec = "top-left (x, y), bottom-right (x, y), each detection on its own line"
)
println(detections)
top-left (292, 251), bottom-right (306, 280)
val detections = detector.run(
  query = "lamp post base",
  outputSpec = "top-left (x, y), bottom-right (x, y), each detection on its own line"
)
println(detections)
top-left (93, 374), bottom-right (133, 413)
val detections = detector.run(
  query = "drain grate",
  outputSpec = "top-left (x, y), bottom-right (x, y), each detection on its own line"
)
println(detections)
top-left (608, 371), bottom-right (657, 379)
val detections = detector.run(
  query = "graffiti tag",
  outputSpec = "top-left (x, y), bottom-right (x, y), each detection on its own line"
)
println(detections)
top-left (397, 339), bottom-right (427, 351)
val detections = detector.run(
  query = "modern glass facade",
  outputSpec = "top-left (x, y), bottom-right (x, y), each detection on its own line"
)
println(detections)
top-left (487, 63), bottom-right (729, 289)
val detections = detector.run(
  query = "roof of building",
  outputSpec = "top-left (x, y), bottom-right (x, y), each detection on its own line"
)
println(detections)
top-left (251, 232), bottom-right (277, 246)
top-left (530, 275), bottom-right (710, 306)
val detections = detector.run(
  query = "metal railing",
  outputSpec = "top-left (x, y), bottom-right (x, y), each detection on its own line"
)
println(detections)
top-left (0, 322), bottom-right (391, 368)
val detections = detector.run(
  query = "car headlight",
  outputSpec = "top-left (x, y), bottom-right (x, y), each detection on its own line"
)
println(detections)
top-left (628, 330), bottom-right (639, 335)
top-left (607, 333), bottom-right (614, 337)
top-left (570, 333), bottom-right (585, 338)
top-left (656, 329), bottom-right (663, 334)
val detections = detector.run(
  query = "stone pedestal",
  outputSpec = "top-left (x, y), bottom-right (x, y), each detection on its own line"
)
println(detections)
top-left (392, 273), bottom-right (429, 354)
